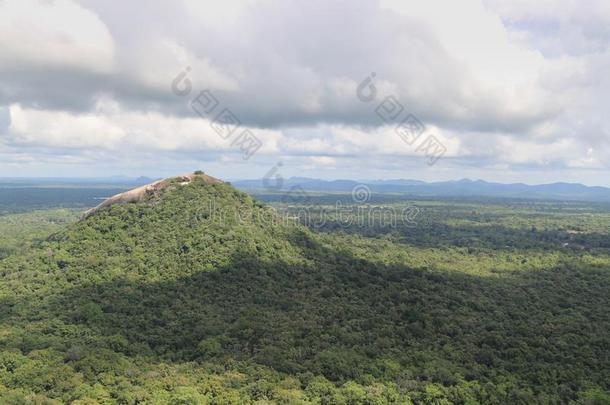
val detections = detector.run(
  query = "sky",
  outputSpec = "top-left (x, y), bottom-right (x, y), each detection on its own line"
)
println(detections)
top-left (0, 0), bottom-right (609, 185)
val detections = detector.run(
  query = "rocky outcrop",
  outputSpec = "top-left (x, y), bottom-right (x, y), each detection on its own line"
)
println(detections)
top-left (81, 172), bottom-right (222, 219)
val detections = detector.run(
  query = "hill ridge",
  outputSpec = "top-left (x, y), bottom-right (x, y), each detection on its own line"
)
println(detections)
top-left (81, 171), bottom-right (223, 219)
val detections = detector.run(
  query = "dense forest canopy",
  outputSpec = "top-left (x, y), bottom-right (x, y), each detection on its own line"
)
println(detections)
top-left (0, 175), bottom-right (609, 403)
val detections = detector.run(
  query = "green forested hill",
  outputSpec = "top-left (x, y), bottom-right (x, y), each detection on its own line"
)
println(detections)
top-left (1, 175), bottom-right (609, 404)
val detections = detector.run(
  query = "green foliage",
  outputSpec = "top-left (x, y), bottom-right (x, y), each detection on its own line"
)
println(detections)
top-left (0, 181), bottom-right (609, 403)
top-left (0, 209), bottom-right (79, 260)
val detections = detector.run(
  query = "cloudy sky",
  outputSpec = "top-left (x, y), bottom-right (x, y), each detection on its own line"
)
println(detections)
top-left (1, 0), bottom-right (609, 185)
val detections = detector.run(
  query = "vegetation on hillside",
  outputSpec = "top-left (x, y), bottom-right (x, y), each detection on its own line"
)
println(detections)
top-left (0, 209), bottom-right (79, 260)
top-left (1, 177), bottom-right (609, 403)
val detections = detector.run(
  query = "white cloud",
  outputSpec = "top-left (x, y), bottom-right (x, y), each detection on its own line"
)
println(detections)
top-left (0, 0), bottom-right (609, 183)
top-left (6, 103), bottom-right (281, 154)
top-left (0, 0), bottom-right (115, 73)
top-left (0, 0), bottom-right (563, 131)
top-left (308, 156), bottom-right (336, 167)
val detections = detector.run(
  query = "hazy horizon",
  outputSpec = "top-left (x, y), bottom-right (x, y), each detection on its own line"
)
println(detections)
top-left (2, 173), bottom-right (610, 189)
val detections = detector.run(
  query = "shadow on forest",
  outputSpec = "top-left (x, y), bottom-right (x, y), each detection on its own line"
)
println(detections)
top-left (9, 229), bottom-right (610, 393)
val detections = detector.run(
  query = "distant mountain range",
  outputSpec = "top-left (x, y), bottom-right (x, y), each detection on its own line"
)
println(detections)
top-left (3, 175), bottom-right (610, 202)
top-left (232, 177), bottom-right (610, 202)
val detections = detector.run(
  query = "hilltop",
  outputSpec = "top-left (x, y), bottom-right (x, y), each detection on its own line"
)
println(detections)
top-left (81, 171), bottom-right (223, 219)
